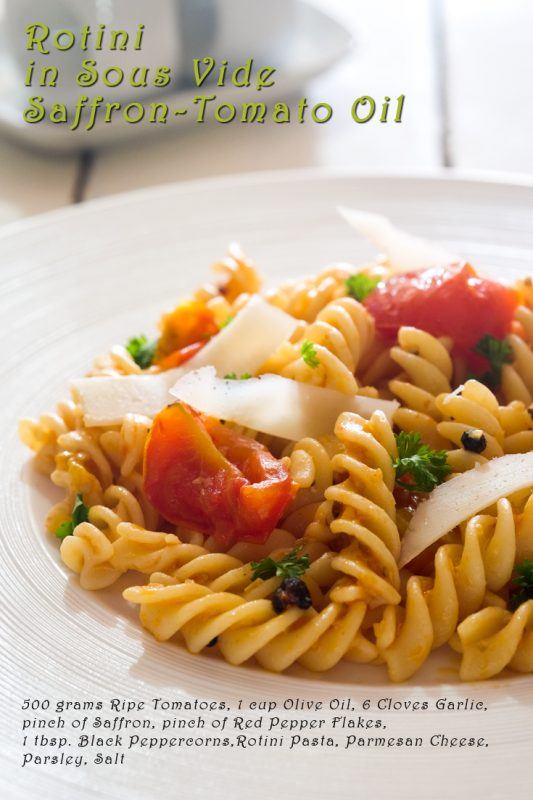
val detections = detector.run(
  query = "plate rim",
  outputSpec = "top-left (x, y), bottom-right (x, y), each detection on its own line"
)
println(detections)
top-left (2, 166), bottom-right (533, 242)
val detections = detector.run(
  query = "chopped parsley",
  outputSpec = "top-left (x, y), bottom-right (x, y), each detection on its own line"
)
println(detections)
top-left (220, 315), bottom-right (234, 329)
top-left (392, 432), bottom-right (451, 493)
top-left (224, 372), bottom-right (252, 380)
top-left (345, 273), bottom-right (380, 302)
top-left (126, 334), bottom-right (157, 369)
top-left (251, 546), bottom-right (310, 582)
top-left (468, 334), bottom-right (513, 389)
top-left (300, 340), bottom-right (320, 368)
top-left (509, 559), bottom-right (533, 610)
top-left (55, 494), bottom-right (90, 540)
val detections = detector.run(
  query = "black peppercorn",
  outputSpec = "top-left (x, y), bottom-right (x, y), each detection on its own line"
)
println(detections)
top-left (461, 428), bottom-right (487, 454)
top-left (271, 577), bottom-right (312, 614)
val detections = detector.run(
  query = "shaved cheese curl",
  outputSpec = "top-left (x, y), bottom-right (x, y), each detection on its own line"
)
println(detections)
top-left (338, 206), bottom-right (457, 271)
top-left (399, 452), bottom-right (533, 568)
top-left (173, 294), bottom-right (298, 378)
top-left (170, 367), bottom-right (398, 441)
top-left (72, 372), bottom-right (178, 426)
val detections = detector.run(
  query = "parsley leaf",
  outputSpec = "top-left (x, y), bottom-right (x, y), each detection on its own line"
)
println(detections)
top-left (345, 272), bottom-right (380, 302)
top-left (220, 315), bottom-right (234, 329)
top-left (126, 334), bottom-right (157, 369)
top-left (509, 559), bottom-right (533, 610)
top-left (55, 494), bottom-right (90, 540)
top-left (392, 432), bottom-right (451, 493)
top-left (301, 340), bottom-right (320, 368)
top-left (251, 546), bottom-right (311, 582)
top-left (468, 334), bottom-right (513, 389)
top-left (224, 372), bottom-right (252, 380)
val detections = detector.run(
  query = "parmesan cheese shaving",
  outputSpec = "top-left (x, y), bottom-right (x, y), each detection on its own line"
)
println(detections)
top-left (73, 294), bottom-right (299, 426)
top-left (399, 452), bottom-right (533, 568)
top-left (338, 206), bottom-right (457, 271)
top-left (72, 372), bottom-right (176, 426)
top-left (169, 367), bottom-right (398, 440)
top-left (173, 294), bottom-right (298, 378)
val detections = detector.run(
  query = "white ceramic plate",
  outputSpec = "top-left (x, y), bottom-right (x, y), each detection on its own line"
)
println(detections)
top-left (2, 171), bottom-right (533, 799)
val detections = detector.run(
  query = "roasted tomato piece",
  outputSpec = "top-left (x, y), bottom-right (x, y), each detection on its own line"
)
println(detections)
top-left (143, 403), bottom-right (296, 547)
top-left (155, 300), bottom-right (219, 364)
top-left (364, 263), bottom-right (519, 366)
top-left (156, 340), bottom-right (206, 371)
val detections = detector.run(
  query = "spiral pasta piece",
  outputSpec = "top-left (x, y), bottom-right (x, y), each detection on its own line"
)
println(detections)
top-left (455, 599), bottom-right (533, 680)
top-left (515, 304), bottom-right (533, 344)
top-left (265, 266), bottom-right (351, 322)
top-left (263, 296), bottom-right (374, 394)
top-left (61, 513), bottom-right (299, 591)
top-left (501, 332), bottom-right (533, 404)
top-left (389, 326), bottom-right (453, 450)
top-left (99, 413), bottom-right (152, 478)
top-left (281, 435), bottom-right (339, 536)
top-left (498, 399), bottom-right (533, 454)
top-left (59, 487), bottom-right (148, 589)
top-left (306, 410), bottom-right (401, 608)
top-left (375, 498), bottom-right (518, 681)
top-left (123, 571), bottom-right (367, 673)
top-left (53, 429), bottom-right (114, 490)
top-left (121, 532), bottom-right (380, 673)
top-left (435, 379), bottom-right (504, 470)
top-left (197, 243), bottom-right (262, 304)
top-left (435, 381), bottom-right (533, 464)
top-left (18, 398), bottom-right (84, 475)
top-left (90, 344), bottom-right (148, 377)
top-left (516, 492), bottom-right (533, 561)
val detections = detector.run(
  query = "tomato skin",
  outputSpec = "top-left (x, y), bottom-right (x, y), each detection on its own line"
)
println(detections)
top-left (155, 300), bottom-right (219, 364)
top-left (156, 340), bottom-right (206, 371)
top-left (143, 403), bottom-right (296, 547)
top-left (364, 263), bottom-right (519, 364)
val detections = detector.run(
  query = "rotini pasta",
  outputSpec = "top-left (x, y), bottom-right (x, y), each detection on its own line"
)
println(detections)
top-left (281, 435), bottom-right (340, 536)
top-left (123, 568), bottom-right (369, 673)
top-left (389, 326), bottom-right (452, 450)
top-left (265, 265), bottom-right (351, 322)
top-left (454, 599), bottom-right (533, 681)
top-left (374, 498), bottom-right (519, 681)
top-left (19, 237), bottom-right (533, 684)
top-left (261, 296), bottom-right (374, 394)
top-left (306, 410), bottom-right (401, 608)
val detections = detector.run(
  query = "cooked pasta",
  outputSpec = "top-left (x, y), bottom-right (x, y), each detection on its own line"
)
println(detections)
top-left (62, 518), bottom-right (299, 591)
top-left (261, 296), bottom-right (374, 394)
top-left (375, 498), bottom-right (518, 681)
top-left (389, 326), bottom-right (452, 450)
top-left (306, 410), bottom-right (401, 608)
top-left (502, 333), bottom-right (533, 404)
top-left (19, 230), bottom-right (533, 683)
top-left (124, 571), bottom-right (368, 673)
top-left (454, 600), bottom-right (533, 681)
top-left (435, 379), bottom-right (504, 469)
top-left (265, 265), bottom-right (351, 322)
top-left (282, 435), bottom-right (339, 536)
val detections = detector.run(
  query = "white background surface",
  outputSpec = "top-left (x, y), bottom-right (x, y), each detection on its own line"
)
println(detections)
top-left (0, 0), bottom-right (533, 223)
